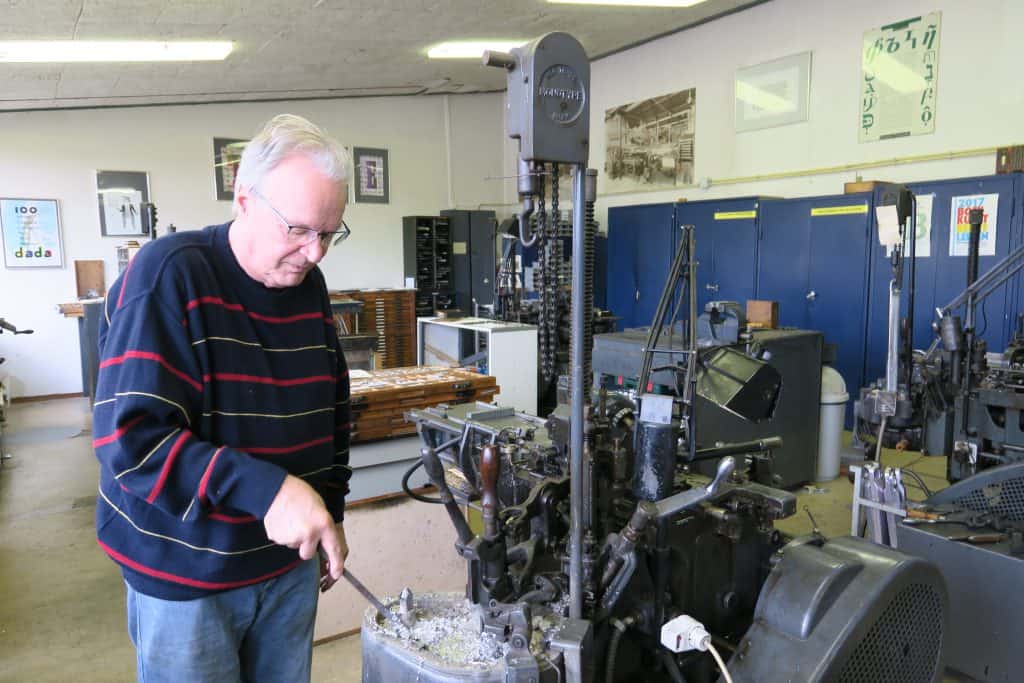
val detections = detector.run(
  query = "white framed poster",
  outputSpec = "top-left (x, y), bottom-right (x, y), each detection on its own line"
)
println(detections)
top-left (949, 194), bottom-right (998, 257)
top-left (0, 198), bottom-right (65, 268)
top-left (885, 193), bottom-right (933, 258)
top-left (860, 12), bottom-right (941, 142)
top-left (96, 170), bottom-right (151, 236)
top-left (735, 51), bottom-right (811, 132)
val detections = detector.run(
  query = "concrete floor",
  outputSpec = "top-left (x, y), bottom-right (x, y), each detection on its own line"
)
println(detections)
top-left (0, 397), bottom-right (362, 682)
top-left (0, 397), bottom-right (958, 681)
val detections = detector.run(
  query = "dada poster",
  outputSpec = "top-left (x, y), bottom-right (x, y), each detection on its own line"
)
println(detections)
top-left (949, 194), bottom-right (998, 257)
top-left (0, 198), bottom-right (64, 268)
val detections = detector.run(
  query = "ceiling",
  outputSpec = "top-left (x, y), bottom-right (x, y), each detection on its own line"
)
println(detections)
top-left (0, 0), bottom-right (764, 112)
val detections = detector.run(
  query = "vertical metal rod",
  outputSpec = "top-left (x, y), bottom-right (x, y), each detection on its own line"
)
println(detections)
top-left (569, 164), bottom-right (586, 619)
top-left (904, 196), bottom-right (917, 393)
top-left (886, 280), bottom-right (901, 392)
top-left (686, 226), bottom-right (698, 462)
top-left (687, 226), bottom-right (697, 362)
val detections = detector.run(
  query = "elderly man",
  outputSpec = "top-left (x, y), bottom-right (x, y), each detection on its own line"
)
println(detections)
top-left (93, 114), bottom-right (352, 682)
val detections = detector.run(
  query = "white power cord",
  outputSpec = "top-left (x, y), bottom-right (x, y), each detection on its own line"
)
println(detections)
top-left (706, 641), bottom-right (734, 683)
top-left (661, 614), bottom-right (735, 683)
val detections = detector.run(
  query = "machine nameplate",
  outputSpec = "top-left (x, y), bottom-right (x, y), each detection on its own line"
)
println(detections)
top-left (538, 64), bottom-right (586, 125)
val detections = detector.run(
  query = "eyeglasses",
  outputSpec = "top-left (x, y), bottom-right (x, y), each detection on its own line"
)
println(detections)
top-left (250, 189), bottom-right (351, 247)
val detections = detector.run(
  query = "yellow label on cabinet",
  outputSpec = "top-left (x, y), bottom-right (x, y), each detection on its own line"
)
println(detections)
top-left (810, 204), bottom-right (869, 217)
top-left (714, 210), bottom-right (757, 220)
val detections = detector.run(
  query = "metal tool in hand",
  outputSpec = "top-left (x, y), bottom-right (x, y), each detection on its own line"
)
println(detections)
top-left (342, 569), bottom-right (404, 628)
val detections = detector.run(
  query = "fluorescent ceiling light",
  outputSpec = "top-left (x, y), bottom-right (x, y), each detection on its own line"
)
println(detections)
top-left (427, 41), bottom-right (527, 59)
top-left (0, 41), bottom-right (234, 63)
top-left (549, 0), bottom-right (708, 6)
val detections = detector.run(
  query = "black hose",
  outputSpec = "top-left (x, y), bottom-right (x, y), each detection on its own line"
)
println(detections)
top-left (901, 468), bottom-right (934, 498)
top-left (401, 459), bottom-right (443, 504)
top-left (660, 651), bottom-right (685, 683)
top-left (606, 622), bottom-right (628, 683)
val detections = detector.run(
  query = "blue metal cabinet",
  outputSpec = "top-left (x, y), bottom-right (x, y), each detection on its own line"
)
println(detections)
top-left (759, 193), bottom-right (874, 423)
top-left (606, 203), bottom-right (675, 328)
top-left (674, 197), bottom-right (763, 310)
top-left (864, 175), bottom-right (1022, 384)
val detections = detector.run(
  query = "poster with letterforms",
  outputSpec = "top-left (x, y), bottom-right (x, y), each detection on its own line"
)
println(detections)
top-left (949, 194), bottom-right (998, 257)
top-left (859, 12), bottom-right (940, 143)
top-left (0, 198), bottom-right (64, 268)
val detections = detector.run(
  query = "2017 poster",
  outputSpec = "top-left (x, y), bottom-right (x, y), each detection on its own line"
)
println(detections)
top-left (949, 194), bottom-right (998, 257)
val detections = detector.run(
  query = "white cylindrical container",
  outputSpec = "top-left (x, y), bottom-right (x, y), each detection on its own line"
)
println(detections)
top-left (817, 366), bottom-right (849, 481)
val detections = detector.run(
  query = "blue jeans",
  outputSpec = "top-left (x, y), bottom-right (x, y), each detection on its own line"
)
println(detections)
top-left (126, 559), bottom-right (319, 683)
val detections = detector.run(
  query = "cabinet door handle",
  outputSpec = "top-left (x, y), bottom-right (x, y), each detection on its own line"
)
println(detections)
top-left (705, 283), bottom-right (719, 292)
top-left (806, 290), bottom-right (817, 301)
top-left (635, 289), bottom-right (640, 302)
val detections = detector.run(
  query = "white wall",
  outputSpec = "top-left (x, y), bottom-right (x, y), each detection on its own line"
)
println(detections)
top-left (0, 93), bottom-right (504, 398)
top-left (584, 0), bottom-right (1024, 224)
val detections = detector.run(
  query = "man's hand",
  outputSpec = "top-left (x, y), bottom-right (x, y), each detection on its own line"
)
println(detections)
top-left (319, 523), bottom-right (348, 593)
top-left (264, 475), bottom-right (344, 583)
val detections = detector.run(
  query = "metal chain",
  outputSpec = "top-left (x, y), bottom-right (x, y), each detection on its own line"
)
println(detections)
top-left (536, 171), bottom-right (552, 380)
top-left (545, 164), bottom-right (561, 380)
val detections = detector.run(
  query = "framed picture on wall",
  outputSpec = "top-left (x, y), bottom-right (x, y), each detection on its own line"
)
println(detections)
top-left (0, 198), bottom-right (65, 268)
top-left (735, 51), bottom-right (812, 132)
top-left (96, 170), bottom-right (151, 237)
top-left (213, 137), bottom-right (248, 201)
top-left (353, 147), bottom-right (389, 204)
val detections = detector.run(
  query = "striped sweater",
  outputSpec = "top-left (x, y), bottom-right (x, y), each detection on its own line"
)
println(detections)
top-left (93, 222), bottom-right (351, 600)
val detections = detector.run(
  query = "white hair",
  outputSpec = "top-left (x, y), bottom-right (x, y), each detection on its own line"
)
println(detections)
top-left (234, 114), bottom-right (350, 199)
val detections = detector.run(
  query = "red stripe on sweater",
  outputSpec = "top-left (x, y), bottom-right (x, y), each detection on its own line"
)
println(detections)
top-left (241, 435), bottom-right (333, 455)
top-left (100, 350), bottom-right (202, 392)
top-left (203, 373), bottom-right (336, 387)
top-left (93, 415), bottom-right (146, 448)
top-left (248, 310), bottom-right (330, 324)
top-left (208, 512), bottom-right (259, 524)
top-left (97, 540), bottom-right (300, 590)
top-left (146, 432), bottom-right (192, 503)
top-left (186, 297), bottom-right (328, 325)
top-left (197, 447), bottom-right (224, 505)
top-left (187, 296), bottom-right (244, 312)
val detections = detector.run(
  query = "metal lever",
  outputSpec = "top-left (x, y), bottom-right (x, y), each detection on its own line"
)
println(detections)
top-left (600, 457), bottom-right (736, 593)
top-left (419, 447), bottom-right (474, 545)
top-left (480, 444), bottom-right (501, 541)
top-left (482, 50), bottom-right (516, 70)
top-left (654, 456), bottom-right (735, 519)
top-left (806, 290), bottom-right (817, 301)
top-left (342, 569), bottom-right (404, 628)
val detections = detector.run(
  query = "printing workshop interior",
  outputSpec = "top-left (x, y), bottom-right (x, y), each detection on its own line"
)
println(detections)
top-left (1, 0), bottom-right (1023, 681)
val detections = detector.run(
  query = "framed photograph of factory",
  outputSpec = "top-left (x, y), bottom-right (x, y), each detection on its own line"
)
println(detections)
top-left (0, 198), bottom-right (64, 268)
top-left (96, 170), bottom-right (151, 237)
top-left (353, 147), bottom-right (389, 204)
top-left (213, 137), bottom-right (248, 201)
top-left (604, 88), bottom-right (695, 193)
top-left (735, 51), bottom-right (811, 132)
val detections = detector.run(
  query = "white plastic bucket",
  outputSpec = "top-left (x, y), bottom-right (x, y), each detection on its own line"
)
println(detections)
top-left (817, 366), bottom-right (849, 481)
